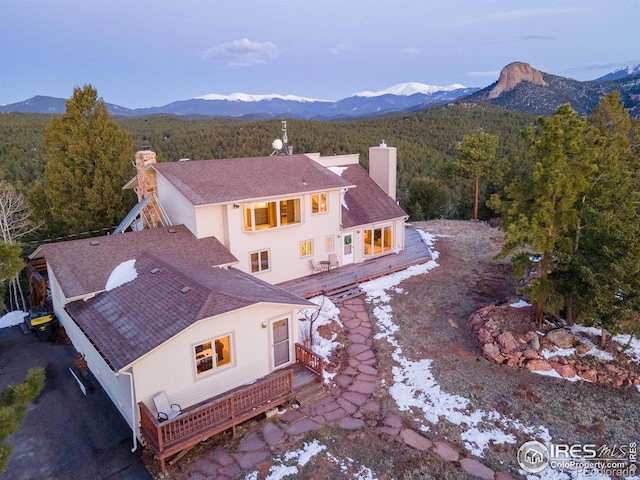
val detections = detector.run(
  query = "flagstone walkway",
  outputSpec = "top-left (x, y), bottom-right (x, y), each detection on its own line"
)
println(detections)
top-left (177, 297), bottom-right (513, 480)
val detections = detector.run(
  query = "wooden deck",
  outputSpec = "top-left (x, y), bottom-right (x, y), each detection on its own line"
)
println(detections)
top-left (140, 344), bottom-right (323, 474)
top-left (277, 226), bottom-right (432, 299)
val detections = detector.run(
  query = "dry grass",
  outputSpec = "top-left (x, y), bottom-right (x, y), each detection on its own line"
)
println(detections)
top-left (156, 219), bottom-right (640, 479)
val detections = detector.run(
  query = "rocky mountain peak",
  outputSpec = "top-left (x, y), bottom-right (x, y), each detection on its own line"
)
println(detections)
top-left (488, 62), bottom-right (547, 99)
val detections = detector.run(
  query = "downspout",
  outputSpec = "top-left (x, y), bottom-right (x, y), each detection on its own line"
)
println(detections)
top-left (116, 370), bottom-right (138, 453)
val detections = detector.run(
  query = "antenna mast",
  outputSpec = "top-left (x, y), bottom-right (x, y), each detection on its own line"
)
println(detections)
top-left (281, 119), bottom-right (288, 146)
top-left (270, 119), bottom-right (290, 156)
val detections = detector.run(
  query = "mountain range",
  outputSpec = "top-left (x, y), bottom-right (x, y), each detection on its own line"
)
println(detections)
top-left (1, 63), bottom-right (639, 119)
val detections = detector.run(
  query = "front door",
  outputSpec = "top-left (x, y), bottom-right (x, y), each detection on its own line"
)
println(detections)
top-left (342, 233), bottom-right (354, 265)
top-left (272, 318), bottom-right (290, 368)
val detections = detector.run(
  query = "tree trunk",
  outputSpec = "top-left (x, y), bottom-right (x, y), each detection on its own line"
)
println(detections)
top-left (473, 176), bottom-right (479, 220)
top-left (535, 302), bottom-right (544, 328)
top-left (600, 327), bottom-right (607, 349)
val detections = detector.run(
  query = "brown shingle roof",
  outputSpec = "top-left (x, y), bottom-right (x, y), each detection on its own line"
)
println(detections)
top-left (65, 252), bottom-right (312, 371)
top-left (33, 225), bottom-right (237, 299)
top-left (340, 165), bottom-right (407, 228)
top-left (152, 154), bottom-right (354, 205)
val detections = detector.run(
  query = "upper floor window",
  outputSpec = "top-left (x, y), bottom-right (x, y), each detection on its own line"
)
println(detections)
top-left (243, 198), bottom-right (301, 231)
top-left (312, 193), bottom-right (328, 214)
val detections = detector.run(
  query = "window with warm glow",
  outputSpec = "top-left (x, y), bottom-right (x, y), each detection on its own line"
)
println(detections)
top-left (312, 192), bottom-right (328, 214)
top-left (325, 235), bottom-right (334, 251)
top-left (363, 226), bottom-right (393, 256)
top-left (243, 198), bottom-right (301, 231)
top-left (194, 334), bottom-right (233, 376)
top-left (300, 240), bottom-right (313, 257)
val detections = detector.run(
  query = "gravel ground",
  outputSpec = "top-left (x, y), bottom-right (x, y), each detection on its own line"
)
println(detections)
top-left (377, 219), bottom-right (640, 475)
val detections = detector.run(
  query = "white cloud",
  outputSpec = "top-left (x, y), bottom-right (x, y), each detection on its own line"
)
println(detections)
top-left (400, 47), bottom-right (420, 55)
top-left (329, 43), bottom-right (354, 55)
top-left (202, 38), bottom-right (279, 66)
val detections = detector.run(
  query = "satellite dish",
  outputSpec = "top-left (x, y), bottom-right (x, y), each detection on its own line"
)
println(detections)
top-left (272, 138), bottom-right (283, 150)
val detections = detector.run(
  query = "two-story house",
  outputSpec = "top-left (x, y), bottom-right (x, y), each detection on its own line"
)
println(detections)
top-left (29, 141), bottom-right (408, 472)
top-left (124, 142), bottom-right (407, 284)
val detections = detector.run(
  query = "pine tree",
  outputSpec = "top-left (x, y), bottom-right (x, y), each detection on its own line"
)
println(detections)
top-left (554, 93), bottom-right (640, 343)
top-left (0, 367), bottom-right (45, 474)
top-left (453, 131), bottom-right (500, 220)
top-left (489, 104), bottom-right (596, 325)
top-left (36, 85), bottom-right (134, 237)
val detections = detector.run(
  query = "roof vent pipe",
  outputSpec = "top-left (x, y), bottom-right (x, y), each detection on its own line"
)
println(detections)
top-left (380, 140), bottom-right (387, 147)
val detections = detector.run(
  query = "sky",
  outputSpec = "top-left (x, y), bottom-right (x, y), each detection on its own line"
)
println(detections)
top-left (1, 0), bottom-right (638, 108)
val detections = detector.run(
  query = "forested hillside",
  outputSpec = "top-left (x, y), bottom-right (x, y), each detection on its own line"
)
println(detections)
top-left (2, 103), bottom-right (536, 228)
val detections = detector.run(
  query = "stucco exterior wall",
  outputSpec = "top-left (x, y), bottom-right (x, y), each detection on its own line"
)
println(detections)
top-left (132, 303), bottom-right (301, 414)
top-left (223, 191), bottom-right (344, 284)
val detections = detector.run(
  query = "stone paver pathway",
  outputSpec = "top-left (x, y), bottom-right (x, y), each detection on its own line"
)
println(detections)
top-left (176, 297), bottom-right (513, 480)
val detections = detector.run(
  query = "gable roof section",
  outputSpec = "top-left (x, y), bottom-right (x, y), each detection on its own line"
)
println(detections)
top-left (65, 252), bottom-right (312, 371)
top-left (32, 225), bottom-right (237, 299)
top-left (340, 165), bottom-right (407, 228)
top-left (152, 154), bottom-right (354, 206)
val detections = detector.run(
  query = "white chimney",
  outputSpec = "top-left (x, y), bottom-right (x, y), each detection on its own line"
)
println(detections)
top-left (369, 141), bottom-right (397, 200)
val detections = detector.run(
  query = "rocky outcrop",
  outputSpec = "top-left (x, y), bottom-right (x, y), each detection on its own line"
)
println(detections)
top-left (469, 303), bottom-right (640, 388)
top-left (488, 62), bottom-right (547, 99)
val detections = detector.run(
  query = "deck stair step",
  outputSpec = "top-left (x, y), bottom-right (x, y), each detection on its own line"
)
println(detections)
top-left (294, 380), bottom-right (327, 405)
top-left (323, 282), bottom-right (364, 304)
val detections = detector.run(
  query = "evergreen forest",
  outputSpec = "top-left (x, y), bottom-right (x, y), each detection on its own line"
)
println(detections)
top-left (1, 102), bottom-right (537, 240)
top-left (1, 87), bottom-right (640, 340)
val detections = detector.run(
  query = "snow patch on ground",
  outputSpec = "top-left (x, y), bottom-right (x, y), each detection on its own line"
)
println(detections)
top-left (0, 310), bottom-right (27, 329)
top-left (298, 295), bottom-right (343, 384)
top-left (361, 229), bottom-right (553, 458)
top-left (532, 368), bottom-right (582, 382)
top-left (510, 299), bottom-right (531, 308)
top-left (247, 440), bottom-right (378, 480)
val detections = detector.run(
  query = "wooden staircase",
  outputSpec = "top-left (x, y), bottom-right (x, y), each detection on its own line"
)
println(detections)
top-left (323, 281), bottom-right (364, 304)
top-left (294, 377), bottom-right (327, 405)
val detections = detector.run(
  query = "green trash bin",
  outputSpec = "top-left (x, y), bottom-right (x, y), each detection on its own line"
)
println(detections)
top-left (30, 314), bottom-right (55, 342)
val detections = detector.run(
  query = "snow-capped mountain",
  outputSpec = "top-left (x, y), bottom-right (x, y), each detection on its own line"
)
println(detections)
top-left (595, 64), bottom-right (640, 82)
top-left (159, 83), bottom-right (477, 119)
top-left (2, 63), bottom-right (637, 119)
top-left (194, 92), bottom-right (331, 103)
top-left (352, 82), bottom-right (467, 98)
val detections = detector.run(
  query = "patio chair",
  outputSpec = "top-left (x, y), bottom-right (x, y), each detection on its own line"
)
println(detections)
top-left (328, 253), bottom-right (339, 269)
top-left (310, 258), bottom-right (323, 273)
top-left (153, 391), bottom-right (182, 422)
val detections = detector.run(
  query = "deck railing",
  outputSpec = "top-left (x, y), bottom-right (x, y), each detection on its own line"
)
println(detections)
top-left (295, 342), bottom-right (324, 381)
top-left (139, 368), bottom-right (294, 474)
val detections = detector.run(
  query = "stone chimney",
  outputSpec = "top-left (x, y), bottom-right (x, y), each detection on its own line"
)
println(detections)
top-left (135, 148), bottom-right (157, 202)
top-left (369, 140), bottom-right (397, 201)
